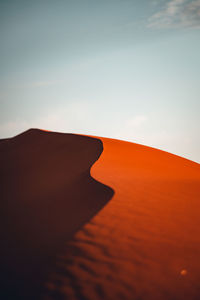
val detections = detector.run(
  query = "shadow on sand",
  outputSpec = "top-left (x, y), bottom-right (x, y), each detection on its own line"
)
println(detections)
top-left (0, 129), bottom-right (114, 299)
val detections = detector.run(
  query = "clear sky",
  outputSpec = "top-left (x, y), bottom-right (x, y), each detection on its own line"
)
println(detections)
top-left (1, 0), bottom-right (200, 162)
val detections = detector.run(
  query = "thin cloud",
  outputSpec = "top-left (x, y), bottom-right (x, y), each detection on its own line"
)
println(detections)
top-left (148, 0), bottom-right (200, 29)
top-left (26, 80), bottom-right (63, 88)
top-left (0, 102), bottom-right (93, 138)
top-left (0, 120), bottom-right (30, 138)
top-left (115, 115), bottom-right (148, 141)
top-left (125, 115), bottom-right (147, 128)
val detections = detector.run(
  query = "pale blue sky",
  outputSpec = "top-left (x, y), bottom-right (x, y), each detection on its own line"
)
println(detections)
top-left (0, 0), bottom-right (200, 162)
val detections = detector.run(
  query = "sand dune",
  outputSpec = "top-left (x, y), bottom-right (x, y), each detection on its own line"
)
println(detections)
top-left (1, 129), bottom-right (200, 300)
top-left (0, 129), bottom-right (113, 299)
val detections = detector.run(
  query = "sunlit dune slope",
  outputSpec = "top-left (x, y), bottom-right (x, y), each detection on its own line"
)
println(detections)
top-left (46, 136), bottom-right (200, 300)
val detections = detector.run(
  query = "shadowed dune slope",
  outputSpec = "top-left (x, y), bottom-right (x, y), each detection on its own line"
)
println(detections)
top-left (0, 129), bottom-right (114, 299)
top-left (46, 137), bottom-right (200, 300)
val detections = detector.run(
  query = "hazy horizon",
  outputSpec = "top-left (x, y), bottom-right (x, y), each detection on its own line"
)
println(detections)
top-left (1, 0), bottom-right (200, 162)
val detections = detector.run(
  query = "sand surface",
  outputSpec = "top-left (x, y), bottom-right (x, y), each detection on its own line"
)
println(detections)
top-left (1, 129), bottom-right (200, 300)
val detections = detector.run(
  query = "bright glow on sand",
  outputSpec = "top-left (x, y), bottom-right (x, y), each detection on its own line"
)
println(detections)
top-left (180, 269), bottom-right (187, 276)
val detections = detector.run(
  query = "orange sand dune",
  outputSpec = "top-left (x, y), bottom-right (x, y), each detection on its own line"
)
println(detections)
top-left (45, 136), bottom-right (200, 300)
top-left (1, 129), bottom-right (200, 300)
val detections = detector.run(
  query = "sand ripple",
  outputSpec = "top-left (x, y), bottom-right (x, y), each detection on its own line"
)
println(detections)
top-left (44, 138), bottom-right (200, 300)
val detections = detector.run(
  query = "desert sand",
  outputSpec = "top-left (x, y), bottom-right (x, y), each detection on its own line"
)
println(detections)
top-left (1, 129), bottom-right (200, 300)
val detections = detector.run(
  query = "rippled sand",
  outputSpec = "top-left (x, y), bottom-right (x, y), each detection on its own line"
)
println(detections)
top-left (45, 137), bottom-right (200, 300)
